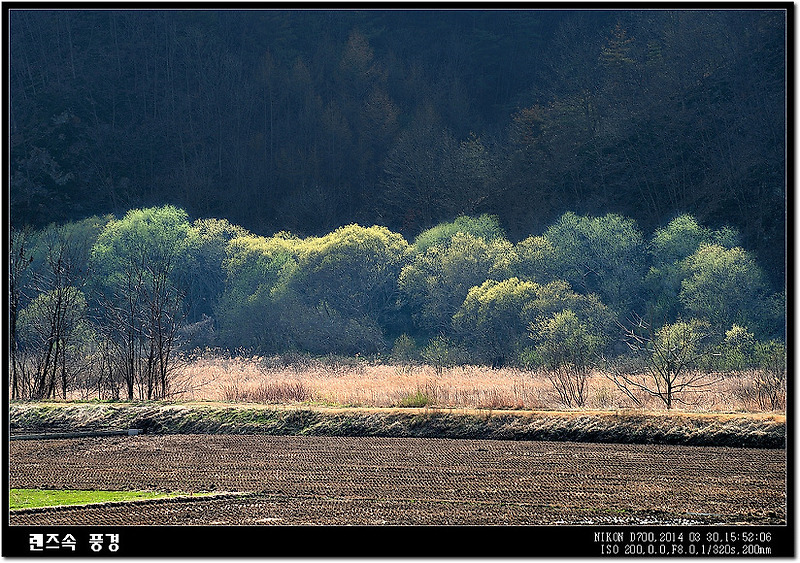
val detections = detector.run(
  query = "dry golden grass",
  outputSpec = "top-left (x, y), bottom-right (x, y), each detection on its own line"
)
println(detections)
top-left (167, 350), bottom-right (784, 414)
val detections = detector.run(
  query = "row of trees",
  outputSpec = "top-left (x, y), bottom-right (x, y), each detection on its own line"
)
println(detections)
top-left (10, 206), bottom-right (785, 408)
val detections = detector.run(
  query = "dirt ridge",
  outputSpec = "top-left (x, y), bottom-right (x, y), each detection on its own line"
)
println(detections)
top-left (9, 402), bottom-right (786, 448)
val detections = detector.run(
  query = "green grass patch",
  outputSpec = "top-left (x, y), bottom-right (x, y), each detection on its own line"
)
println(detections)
top-left (10, 488), bottom-right (204, 510)
top-left (396, 390), bottom-right (431, 408)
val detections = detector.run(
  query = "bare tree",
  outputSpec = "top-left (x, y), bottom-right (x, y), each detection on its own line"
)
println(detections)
top-left (606, 315), bottom-right (720, 410)
top-left (9, 228), bottom-right (33, 399)
top-left (15, 225), bottom-right (94, 400)
top-left (90, 206), bottom-right (190, 400)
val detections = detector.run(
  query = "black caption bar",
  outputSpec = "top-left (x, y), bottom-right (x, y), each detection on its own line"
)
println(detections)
top-left (3, 525), bottom-right (794, 557)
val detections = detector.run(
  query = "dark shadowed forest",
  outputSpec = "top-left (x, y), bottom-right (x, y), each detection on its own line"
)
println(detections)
top-left (8, 9), bottom-right (788, 406)
top-left (9, 9), bottom-right (786, 286)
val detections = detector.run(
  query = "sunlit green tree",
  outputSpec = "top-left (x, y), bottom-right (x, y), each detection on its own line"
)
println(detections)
top-left (542, 212), bottom-right (646, 315)
top-left (452, 277), bottom-right (541, 366)
top-left (17, 287), bottom-right (92, 400)
top-left (532, 308), bottom-right (611, 407)
top-left (412, 214), bottom-right (506, 254)
top-left (609, 317), bottom-right (719, 410)
top-left (511, 234), bottom-right (557, 283)
top-left (453, 277), bottom-right (614, 369)
top-left (216, 232), bottom-right (301, 352)
top-left (399, 231), bottom-right (514, 337)
top-left (645, 214), bottom-right (739, 325)
top-left (286, 224), bottom-right (410, 354)
top-left (295, 224), bottom-right (410, 327)
top-left (680, 244), bottom-right (770, 335)
top-left (14, 217), bottom-right (110, 399)
top-left (184, 217), bottom-right (251, 324)
top-left (90, 205), bottom-right (194, 400)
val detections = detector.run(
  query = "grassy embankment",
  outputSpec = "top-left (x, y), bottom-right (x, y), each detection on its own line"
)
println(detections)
top-left (10, 401), bottom-right (786, 448)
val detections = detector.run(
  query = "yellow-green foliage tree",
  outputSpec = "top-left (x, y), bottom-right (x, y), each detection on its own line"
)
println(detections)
top-left (218, 224), bottom-right (410, 355)
top-left (453, 278), bottom-right (614, 369)
top-left (295, 224), bottom-right (410, 327)
top-left (411, 214), bottom-right (507, 254)
top-left (17, 287), bottom-right (92, 400)
top-left (184, 217), bottom-right (252, 324)
top-left (15, 216), bottom-right (110, 400)
top-left (680, 244), bottom-right (772, 336)
top-left (452, 277), bottom-right (540, 366)
top-left (510, 234), bottom-right (558, 283)
top-left (216, 232), bottom-right (301, 352)
top-left (399, 228), bottom-right (515, 337)
top-left (89, 205), bottom-right (194, 400)
top-left (287, 224), bottom-right (411, 354)
top-left (645, 214), bottom-right (739, 325)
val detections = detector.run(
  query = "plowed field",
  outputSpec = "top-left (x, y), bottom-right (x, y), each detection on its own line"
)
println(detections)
top-left (10, 435), bottom-right (785, 525)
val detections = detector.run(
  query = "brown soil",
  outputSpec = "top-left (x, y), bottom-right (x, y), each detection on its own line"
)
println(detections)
top-left (10, 434), bottom-right (786, 525)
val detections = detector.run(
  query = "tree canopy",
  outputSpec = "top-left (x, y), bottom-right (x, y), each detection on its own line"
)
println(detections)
top-left (9, 206), bottom-right (786, 402)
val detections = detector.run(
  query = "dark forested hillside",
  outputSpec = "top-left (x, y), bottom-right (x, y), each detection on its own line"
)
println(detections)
top-left (9, 8), bottom-right (787, 287)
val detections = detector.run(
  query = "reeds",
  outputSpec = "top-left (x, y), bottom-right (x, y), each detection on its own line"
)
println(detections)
top-left (168, 350), bottom-right (784, 413)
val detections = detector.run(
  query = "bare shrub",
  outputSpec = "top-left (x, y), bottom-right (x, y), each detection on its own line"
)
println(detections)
top-left (546, 366), bottom-right (590, 408)
top-left (249, 380), bottom-right (311, 403)
top-left (732, 369), bottom-right (785, 412)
